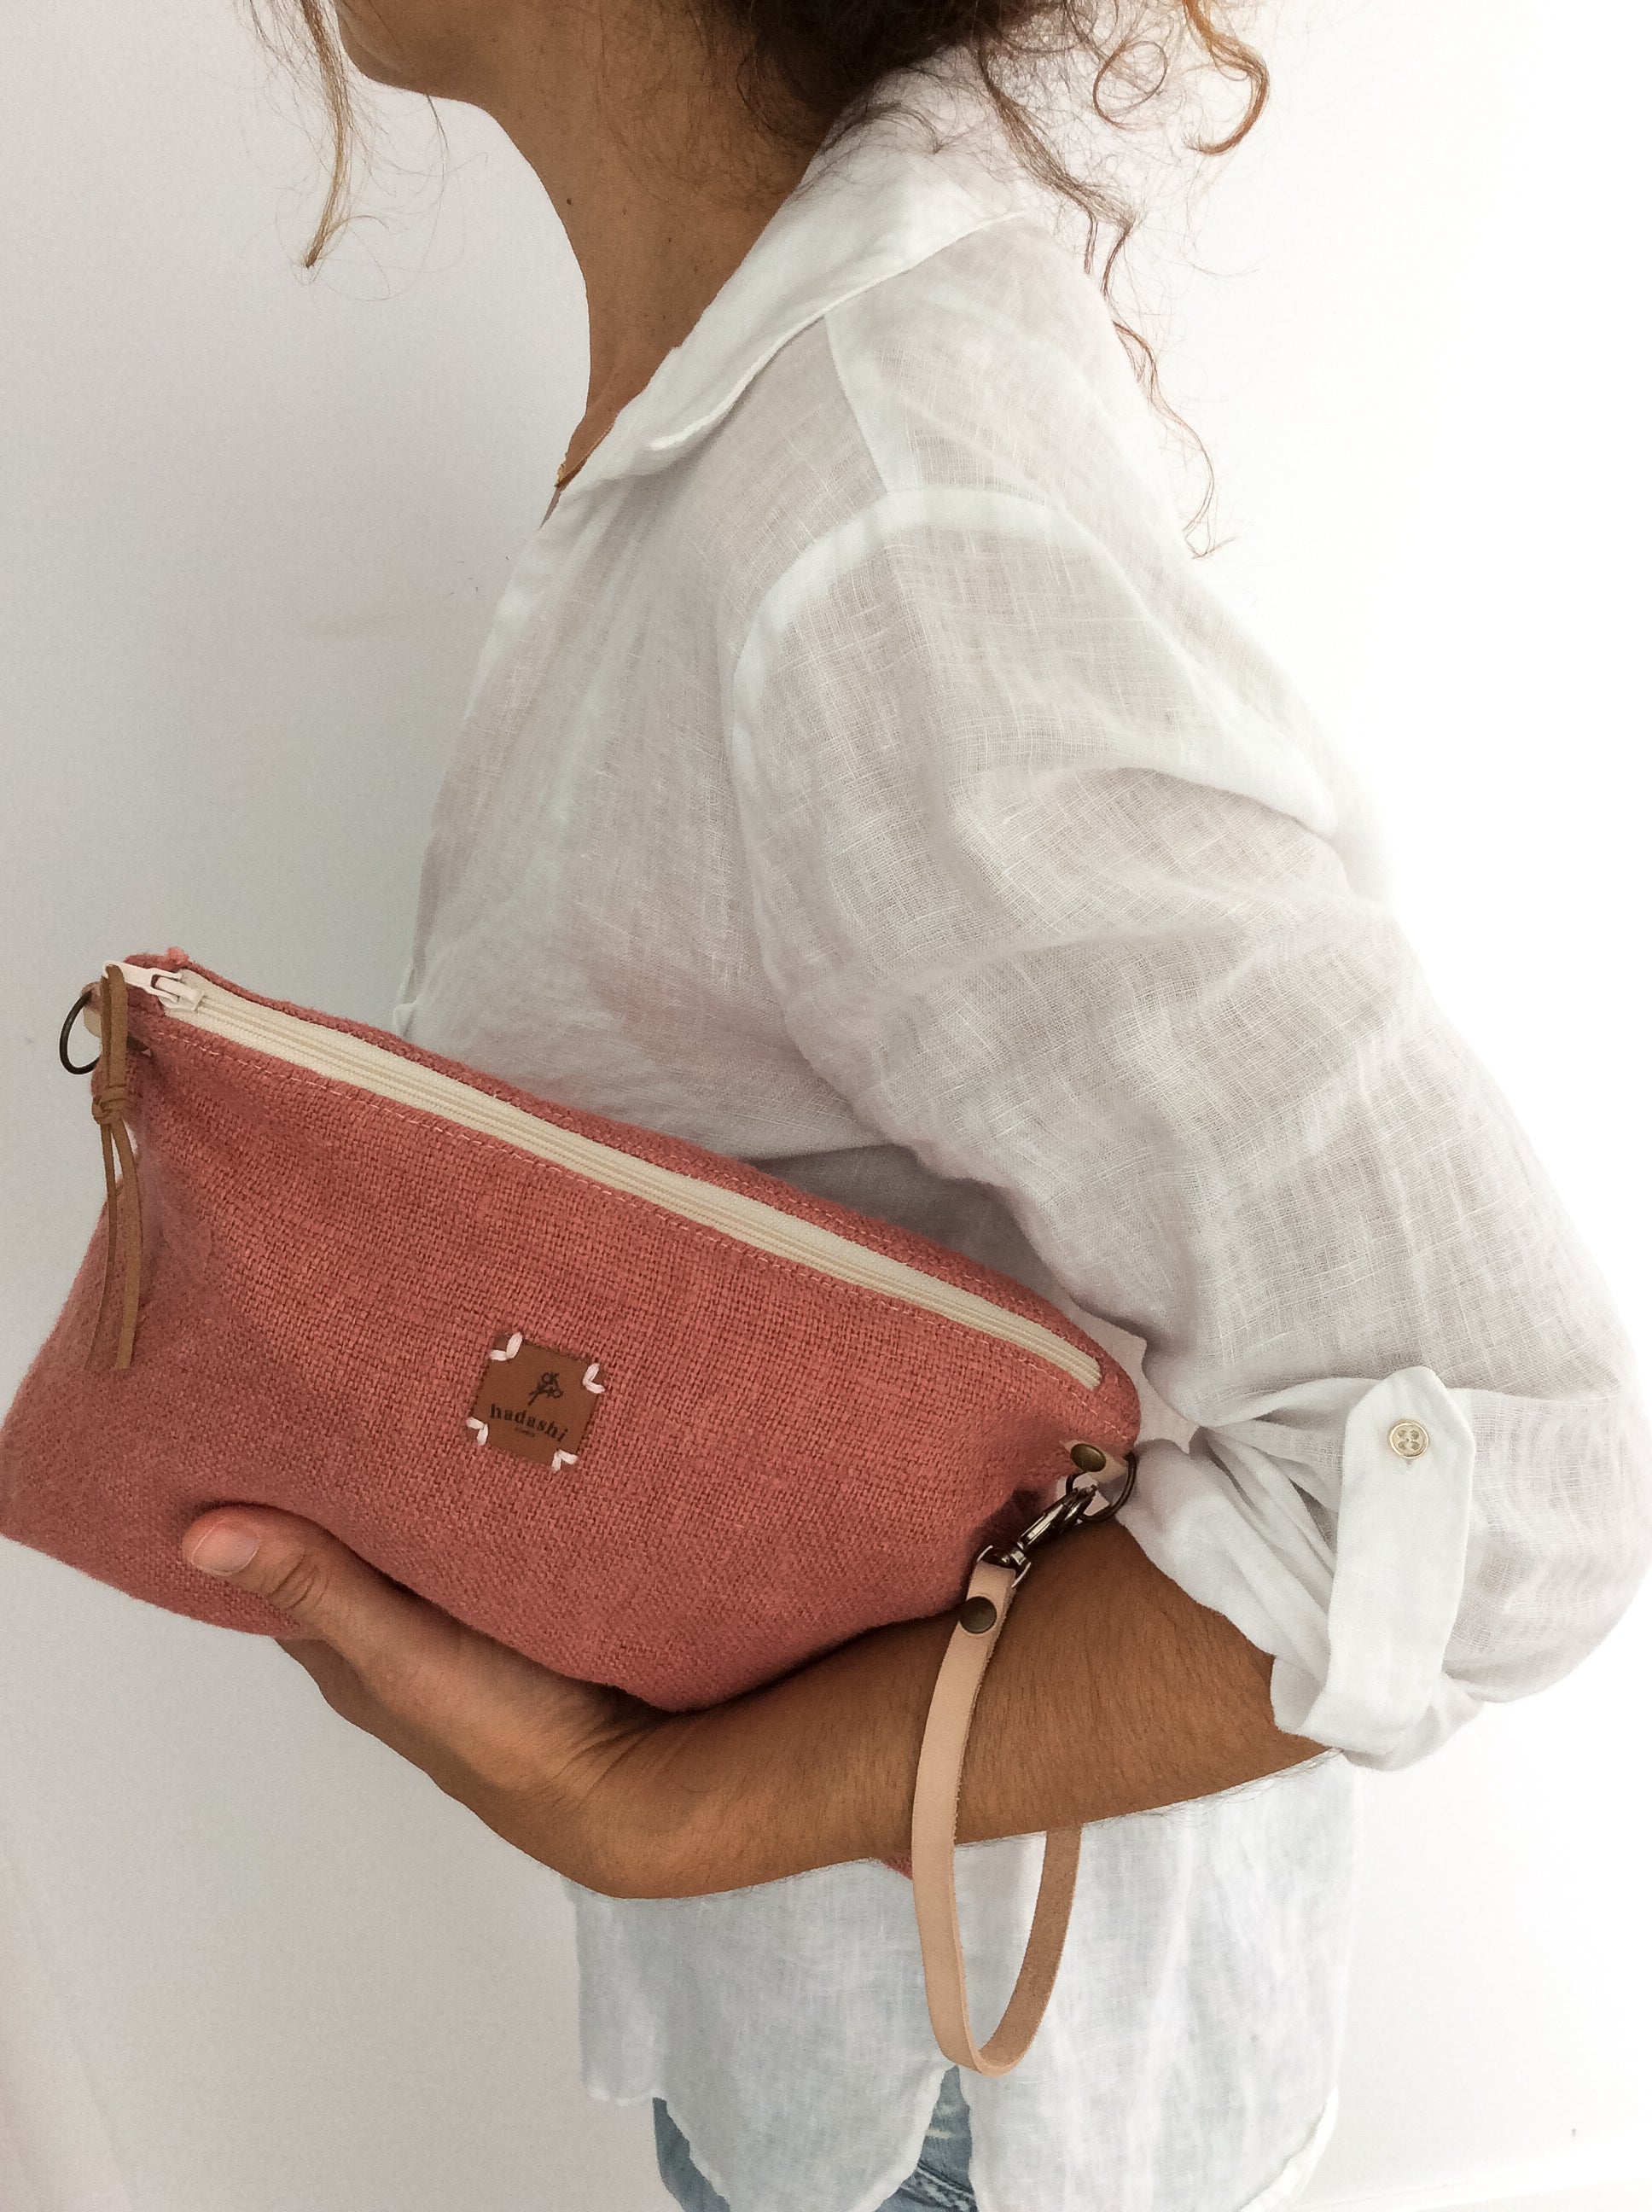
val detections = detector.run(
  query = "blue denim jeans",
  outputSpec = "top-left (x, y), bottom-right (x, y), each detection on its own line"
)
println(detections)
top-left (654, 2064), bottom-right (975, 2211)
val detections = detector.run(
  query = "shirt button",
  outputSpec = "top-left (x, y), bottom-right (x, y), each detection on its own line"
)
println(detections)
top-left (1387, 1417), bottom-right (1431, 1460)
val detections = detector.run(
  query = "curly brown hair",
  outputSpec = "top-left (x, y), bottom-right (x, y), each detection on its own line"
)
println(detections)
top-left (245, 1), bottom-right (1269, 554)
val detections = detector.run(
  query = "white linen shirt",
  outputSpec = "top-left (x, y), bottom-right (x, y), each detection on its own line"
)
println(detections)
top-left (388, 55), bottom-right (1652, 2212)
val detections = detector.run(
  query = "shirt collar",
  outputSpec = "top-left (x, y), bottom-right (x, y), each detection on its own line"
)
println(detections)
top-left (567, 54), bottom-right (1052, 493)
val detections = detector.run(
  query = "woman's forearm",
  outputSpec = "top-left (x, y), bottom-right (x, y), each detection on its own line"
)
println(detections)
top-left (602, 1520), bottom-right (1327, 1899)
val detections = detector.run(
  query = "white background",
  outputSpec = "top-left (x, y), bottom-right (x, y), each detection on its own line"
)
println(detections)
top-left (2, 1), bottom-right (1648, 2207)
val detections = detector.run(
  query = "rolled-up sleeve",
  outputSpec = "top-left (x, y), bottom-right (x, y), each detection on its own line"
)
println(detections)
top-left (724, 486), bottom-right (1652, 1770)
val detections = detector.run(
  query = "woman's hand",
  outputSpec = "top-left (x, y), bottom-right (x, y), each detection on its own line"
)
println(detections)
top-left (180, 1508), bottom-right (681, 1895)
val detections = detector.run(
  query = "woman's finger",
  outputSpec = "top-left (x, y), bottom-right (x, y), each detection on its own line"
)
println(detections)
top-left (183, 1510), bottom-right (468, 1728)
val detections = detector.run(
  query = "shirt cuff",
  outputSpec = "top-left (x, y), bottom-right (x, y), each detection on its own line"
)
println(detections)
top-left (1116, 1365), bottom-right (1479, 1767)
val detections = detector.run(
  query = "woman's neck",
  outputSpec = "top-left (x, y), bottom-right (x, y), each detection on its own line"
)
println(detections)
top-left (459, 1), bottom-right (828, 466)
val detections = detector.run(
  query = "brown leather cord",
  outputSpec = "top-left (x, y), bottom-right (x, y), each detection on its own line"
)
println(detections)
top-left (82, 963), bottom-right (144, 1371)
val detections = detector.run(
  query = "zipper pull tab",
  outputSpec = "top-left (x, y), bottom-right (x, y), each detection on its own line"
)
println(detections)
top-left (114, 963), bottom-right (204, 1011)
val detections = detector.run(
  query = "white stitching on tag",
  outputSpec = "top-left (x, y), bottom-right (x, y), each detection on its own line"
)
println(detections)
top-left (467, 1336), bottom-right (598, 1468)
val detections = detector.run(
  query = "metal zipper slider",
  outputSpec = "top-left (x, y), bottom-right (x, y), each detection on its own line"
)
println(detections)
top-left (114, 963), bottom-right (204, 1010)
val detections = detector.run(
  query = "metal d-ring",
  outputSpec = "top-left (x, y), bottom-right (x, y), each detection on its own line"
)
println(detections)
top-left (58, 974), bottom-right (151, 1074)
top-left (59, 987), bottom-right (100, 1074)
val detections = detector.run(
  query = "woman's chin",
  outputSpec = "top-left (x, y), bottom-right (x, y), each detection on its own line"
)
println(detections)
top-left (331, 16), bottom-right (421, 93)
top-left (337, 47), bottom-right (399, 90)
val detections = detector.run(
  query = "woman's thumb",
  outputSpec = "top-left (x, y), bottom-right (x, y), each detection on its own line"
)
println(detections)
top-left (181, 1509), bottom-right (405, 1668)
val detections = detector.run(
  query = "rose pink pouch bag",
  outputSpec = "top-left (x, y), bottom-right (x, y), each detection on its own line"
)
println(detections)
top-left (1, 952), bottom-right (1138, 1705)
top-left (0, 951), bottom-right (1141, 2070)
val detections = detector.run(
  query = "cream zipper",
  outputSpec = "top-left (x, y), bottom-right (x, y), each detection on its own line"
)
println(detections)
top-left (106, 963), bottom-right (1102, 1389)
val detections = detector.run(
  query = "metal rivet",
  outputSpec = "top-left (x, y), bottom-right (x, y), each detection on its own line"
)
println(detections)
top-left (1069, 1442), bottom-right (1108, 1473)
top-left (1387, 1418), bottom-right (1431, 1460)
top-left (959, 1596), bottom-right (998, 1635)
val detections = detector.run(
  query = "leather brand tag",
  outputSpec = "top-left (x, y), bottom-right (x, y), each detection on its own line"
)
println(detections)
top-left (465, 1330), bottom-right (603, 1470)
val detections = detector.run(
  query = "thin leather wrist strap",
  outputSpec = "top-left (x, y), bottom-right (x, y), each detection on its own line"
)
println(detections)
top-left (909, 1447), bottom-right (1137, 2075)
top-left (910, 1554), bottom-right (1082, 2075)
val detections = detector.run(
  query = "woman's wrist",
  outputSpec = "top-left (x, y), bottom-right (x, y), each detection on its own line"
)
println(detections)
top-left (579, 1708), bottom-right (745, 1898)
top-left (583, 1612), bottom-right (955, 1899)
top-left (557, 1703), bottom-right (771, 1900)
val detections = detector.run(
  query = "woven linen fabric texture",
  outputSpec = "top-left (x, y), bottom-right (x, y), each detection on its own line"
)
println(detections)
top-left (1, 956), bottom-right (1136, 1709)
top-left (394, 49), bottom-right (1652, 2212)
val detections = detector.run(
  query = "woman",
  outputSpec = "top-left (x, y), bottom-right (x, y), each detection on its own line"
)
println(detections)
top-left (177, 2), bottom-right (1651, 2208)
